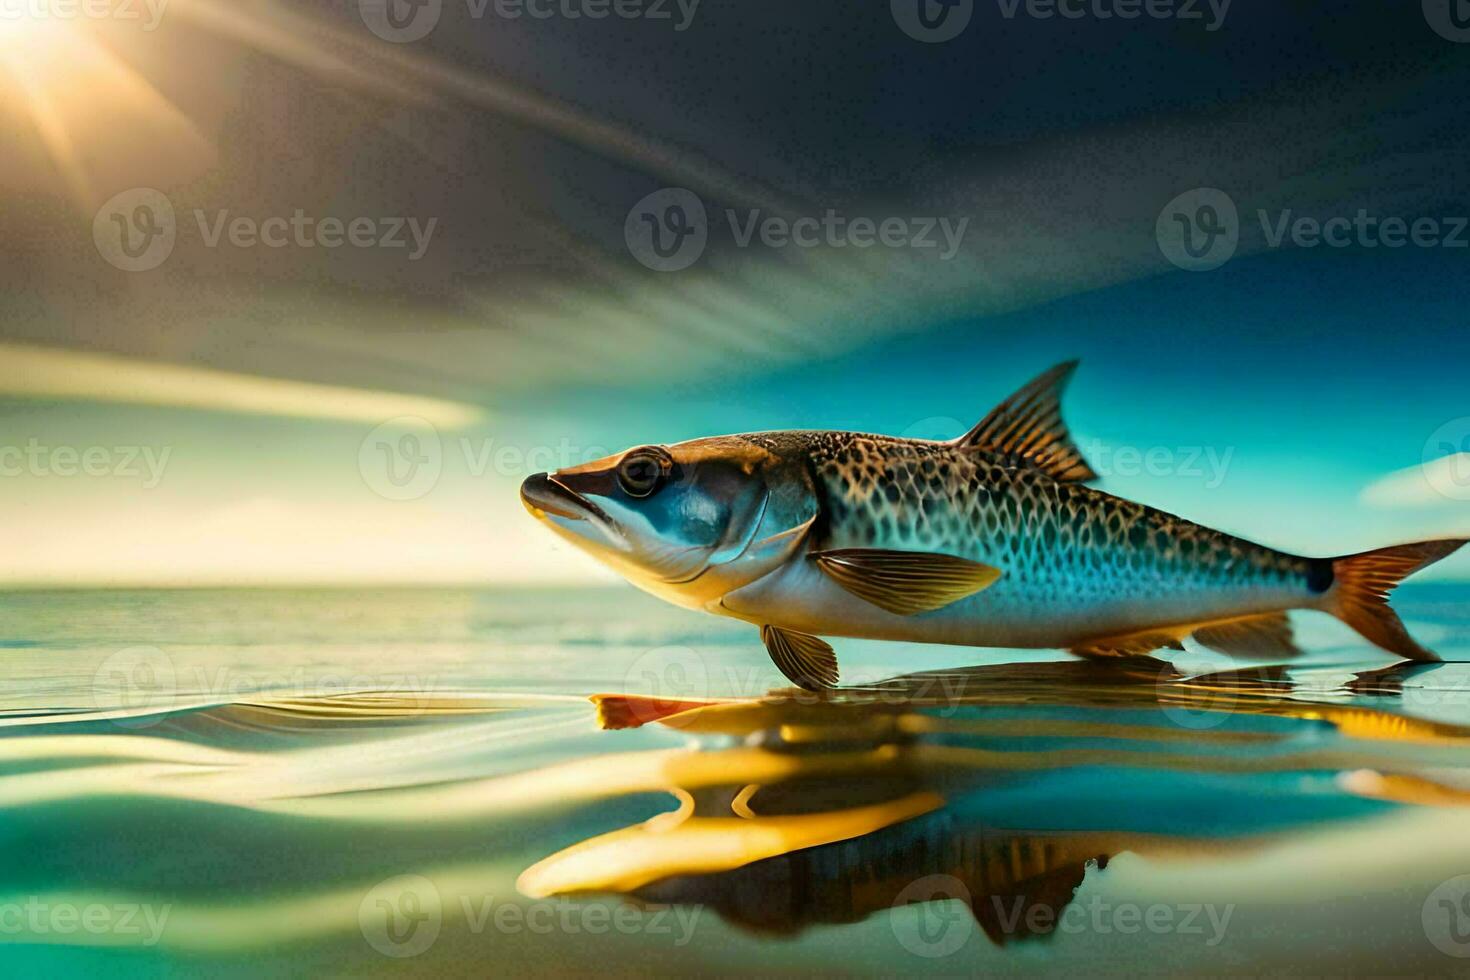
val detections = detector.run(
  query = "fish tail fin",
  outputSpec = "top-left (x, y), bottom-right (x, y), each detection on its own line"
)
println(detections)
top-left (1319, 539), bottom-right (1468, 661)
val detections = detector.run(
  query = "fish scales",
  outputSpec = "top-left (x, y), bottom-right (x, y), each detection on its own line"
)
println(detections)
top-left (522, 362), bottom-right (1467, 688)
top-left (740, 430), bottom-right (1313, 642)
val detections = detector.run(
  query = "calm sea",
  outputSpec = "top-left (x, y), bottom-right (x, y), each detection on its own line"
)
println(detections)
top-left (3, 584), bottom-right (1470, 976)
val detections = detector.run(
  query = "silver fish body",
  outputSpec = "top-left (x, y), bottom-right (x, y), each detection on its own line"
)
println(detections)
top-left (522, 361), bottom-right (1465, 688)
top-left (716, 431), bottom-right (1320, 648)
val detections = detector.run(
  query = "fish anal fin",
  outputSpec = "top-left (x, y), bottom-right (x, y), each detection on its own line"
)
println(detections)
top-left (813, 549), bottom-right (1002, 615)
top-left (760, 625), bottom-right (839, 691)
top-left (1192, 613), bottom-right (1302, 660)
top-left (1070, 629), bottom-right (1187, 659)
top-left (955, 360), bottom-right (1098, 484)
top-left (1072, 613), bottom-right (1304, 662)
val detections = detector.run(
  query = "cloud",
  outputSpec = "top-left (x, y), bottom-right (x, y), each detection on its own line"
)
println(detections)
top-left (0, 343), bottom-right (482, 429)
top-left (1360, 455), bottom-right (1470, 509)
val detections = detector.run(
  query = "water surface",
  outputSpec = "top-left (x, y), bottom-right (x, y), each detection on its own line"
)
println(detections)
top-left (4, 585), bottom-right (1470, 976)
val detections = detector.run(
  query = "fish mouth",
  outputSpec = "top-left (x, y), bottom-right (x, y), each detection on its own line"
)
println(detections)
top-left (520, 472), bottom-right (606, 523)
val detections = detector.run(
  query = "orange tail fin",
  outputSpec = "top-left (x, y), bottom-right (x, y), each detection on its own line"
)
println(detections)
top-left (1321, 539), bottom-right (1467, 661)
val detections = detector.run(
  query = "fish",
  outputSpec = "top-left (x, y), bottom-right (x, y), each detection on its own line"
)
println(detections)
top-left (520, 361), bottom-right (1466, 690)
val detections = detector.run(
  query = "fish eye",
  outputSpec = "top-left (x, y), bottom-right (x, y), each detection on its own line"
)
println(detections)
top-left (616, 448), bottom-right (669, 498)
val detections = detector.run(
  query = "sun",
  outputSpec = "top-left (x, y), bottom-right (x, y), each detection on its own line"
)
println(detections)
top-left (0, 9), bottom-right (64, 48)
top-left (0, 0), bottom-right (445, 212)
top-left (0, 4), bottom-right (222, 209)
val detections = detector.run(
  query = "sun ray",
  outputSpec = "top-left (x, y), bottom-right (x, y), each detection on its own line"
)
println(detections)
top-left (0, 13), bottom-right (214, 211)
top-left (0, 25), bottom-right (99, 208)
top-left (171, 0), bottom-right (795, 215)
top-left (171, 0), bottom-right (438, 106)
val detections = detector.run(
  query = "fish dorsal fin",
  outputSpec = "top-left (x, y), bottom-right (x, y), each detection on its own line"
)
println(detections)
top-left (760, 625), bottom-right (839, 691)
top-left (954, 360), bottom-right (1098, 483)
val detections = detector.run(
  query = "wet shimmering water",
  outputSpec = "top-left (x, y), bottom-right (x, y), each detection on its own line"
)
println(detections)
top-left (4, 585), bottom-right (1470, 976)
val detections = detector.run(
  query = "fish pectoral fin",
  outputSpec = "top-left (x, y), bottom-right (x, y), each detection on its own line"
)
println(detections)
top-left (1191, 613), bottom-right (1302, 660)
top-left (760, 625), bottom-right (839, 691)
top-left (812, 548), bottom-right (1002, 615)
top-left (952, 359), bottom-right (1098, 483)
top-left (1069, 629), bottom-right (1187, 659)
top-left (1071, 613), bottom-right (1304, 661)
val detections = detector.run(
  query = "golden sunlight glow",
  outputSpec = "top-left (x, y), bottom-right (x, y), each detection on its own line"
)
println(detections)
top-left (0, 18), bottom-right (87, 198)
top-left (0, 5), bottom-right (213, 209)
top-left (0, 10), bottom-right (55, 45)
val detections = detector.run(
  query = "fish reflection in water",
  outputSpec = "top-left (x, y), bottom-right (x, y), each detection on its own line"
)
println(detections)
top-left (520, 658), bottom-right (1470, 946)
top-left (7, 649), bottom-right (1470, 971)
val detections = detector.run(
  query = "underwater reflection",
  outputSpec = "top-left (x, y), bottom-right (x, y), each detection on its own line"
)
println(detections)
top-left (7, 654), bottom-right (1470, 969)
top-left (520, 658), bottom-right (1470, 945)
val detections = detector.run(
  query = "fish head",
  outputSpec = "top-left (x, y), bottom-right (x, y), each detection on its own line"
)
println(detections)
top-left (520, 435), bottom-right (816, 607)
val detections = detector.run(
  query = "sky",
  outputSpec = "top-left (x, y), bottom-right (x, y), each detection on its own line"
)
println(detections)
top-left (0, 0), bottom-right (1467, 585)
